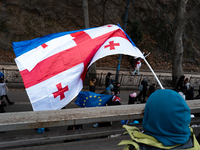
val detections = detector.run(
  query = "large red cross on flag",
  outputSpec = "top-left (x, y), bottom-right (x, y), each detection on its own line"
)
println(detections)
top-left (104, 41), bottom-right (120, 50)
top-left (53, 83), bottom-right (69, 100)
top-left (13, 24), bottom-right (144, 111)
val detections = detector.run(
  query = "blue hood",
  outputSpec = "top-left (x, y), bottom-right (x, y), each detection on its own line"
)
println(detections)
top-left (142, 89), bottom-right (191, 146)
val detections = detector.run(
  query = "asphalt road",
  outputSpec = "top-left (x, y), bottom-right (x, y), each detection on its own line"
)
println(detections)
top-left (1, 89), bottom-right (139, 150)
top-left (1, 70), bottom-right (199, 149)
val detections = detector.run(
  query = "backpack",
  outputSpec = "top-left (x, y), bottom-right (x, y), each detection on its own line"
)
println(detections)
top-left (139, 85), bottom-right (143, 91)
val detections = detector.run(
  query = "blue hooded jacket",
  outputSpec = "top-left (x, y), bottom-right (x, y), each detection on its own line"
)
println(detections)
top-left (142, 89), bottom-right (191, 146)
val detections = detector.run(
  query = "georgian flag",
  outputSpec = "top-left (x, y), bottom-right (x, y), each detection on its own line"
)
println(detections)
top-left (12, 24), bottom-right (144, 111)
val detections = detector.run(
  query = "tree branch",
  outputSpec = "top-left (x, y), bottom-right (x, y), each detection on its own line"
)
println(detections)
top-left (186, 3), bottom-right (200, 21)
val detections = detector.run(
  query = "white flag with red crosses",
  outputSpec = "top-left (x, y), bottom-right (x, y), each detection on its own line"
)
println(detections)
top-left (12, 24), bottom-right (144, 111)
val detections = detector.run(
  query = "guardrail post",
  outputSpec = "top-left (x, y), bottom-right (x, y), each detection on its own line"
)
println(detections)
top-left (138, 74), bottom-right (143, 86)
top-left (120, 73), bottom-right (123, 85)
top-left (99, 72), bottom-right (103, 85)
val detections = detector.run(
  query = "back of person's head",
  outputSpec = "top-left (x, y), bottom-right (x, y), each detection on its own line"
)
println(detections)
top-left (108, 84), bottom-right (114, 90)
top-left (116, 82), bottom-right (120, 86)
top-left (142, 89), bottom-right (191, 146)
top-left (142, 78), bottom-right (147, 83)
top-left (107, 72), bottom-right (111, 77)
top-left (0, 78), bottom-right (3, 83)
top-left (184, 78), bottom-right (189, 84)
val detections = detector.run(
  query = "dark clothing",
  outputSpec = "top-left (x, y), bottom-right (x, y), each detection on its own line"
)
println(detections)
top-left (1, 95), bottom-right (13, 105)
top-left (89, 85), bottom-right (95, 92)
top-left (105, 75), bottom-right (111, 88)
top-left (186, 87), bottom-right (194, 100)
top-left (128, 95), bottom-right (137, 104)
top-left (137, 80), bottom-right (148, 102)
top-left (147, 85), bottom-right (156, 97)
top-left (113, 84), bottom-right (120, 96)
top-left (106, 98), bottom-right (121, 106)
top-left (176, 75), bottom-right (185, 89)
top-left (0, 104), bottom-right (5, 113)
top-left (89, 80), bottom-right (95, 93)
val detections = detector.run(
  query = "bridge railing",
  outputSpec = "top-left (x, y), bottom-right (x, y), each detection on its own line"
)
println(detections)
top-left (2, 68), bottom-right (200, 88)
top-left (0, 100), bottom-right (200, 148)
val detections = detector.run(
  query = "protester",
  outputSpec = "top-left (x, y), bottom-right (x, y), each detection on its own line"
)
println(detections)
top-left (132, 58), bottom-right (141, 76)
top-left (105, 84), bottom-right (114, 95)
top-left (146, 83), bottom-right (156, 97)
top-left (0, 79), bottom-right (14, 105)
top-left (136, 78), bottom-right (148, 103)
top-left (179, 89), bottom-right (186, 100)
top-left (128, 92), bottom-right (137, 104)
top-left (113, 82), bottom-right (120, 97)
top-left (119, 89), bottom-right (200, 149)
top-left (105, 72), bottom-right (112, 88)
top-left (186, 86), bottom-right (194, 100)
top-left (89, 78), bottom-right (96, 93)
top-left (176, 75), bottom-right (185, 89)
top-left (184, 78), bottom-right (190, 90)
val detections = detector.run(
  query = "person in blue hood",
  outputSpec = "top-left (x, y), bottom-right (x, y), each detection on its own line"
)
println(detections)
top-left (119, 89), bottom-right (200, 150)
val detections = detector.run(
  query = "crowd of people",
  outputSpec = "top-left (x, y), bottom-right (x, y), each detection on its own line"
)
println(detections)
top-left (173, 75), bottom-right (199, 100)
top-left (88, 71), bottom-right (200, 148)
top-left (89, 72), bottom-right (121, 98)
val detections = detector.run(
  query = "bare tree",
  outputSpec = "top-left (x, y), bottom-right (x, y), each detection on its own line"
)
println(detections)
top-left (172, 0), bottom-right (200, 86)
top-left (82, 0), bottom-right (96, 75)
top-left (102, 0), bottom-right (107, 25)
top-left (82, 0), bottom-right (89, 28)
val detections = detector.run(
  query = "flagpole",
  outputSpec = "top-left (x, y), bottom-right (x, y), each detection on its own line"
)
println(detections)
top-left (143, 57), bottom-right (164, 89)
top-left (115, 0), bottom-right (131, 83)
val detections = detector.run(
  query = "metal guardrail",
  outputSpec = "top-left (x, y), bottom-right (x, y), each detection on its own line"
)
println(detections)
top-left (1, 68), bottom-right (200, 88)
top-left (0, 100), bottom-right (200, 148)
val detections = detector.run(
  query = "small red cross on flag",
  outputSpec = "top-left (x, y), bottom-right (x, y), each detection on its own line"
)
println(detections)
top-left (41, 43), bottom-right (48, 49)
top-left (104, 41), bottom-right (120, 50)
top-left (53, 83), bottom-right (69, 100)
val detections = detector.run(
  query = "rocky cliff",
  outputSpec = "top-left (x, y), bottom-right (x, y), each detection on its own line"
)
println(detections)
top-left (0, 0), bottom-right (200, 72)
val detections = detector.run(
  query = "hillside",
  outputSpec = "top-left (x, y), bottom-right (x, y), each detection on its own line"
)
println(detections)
top-left (0, 0), bottom-right (200, 72)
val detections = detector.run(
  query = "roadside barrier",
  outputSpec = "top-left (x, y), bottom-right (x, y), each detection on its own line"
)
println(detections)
top-left (1, 68), bottom-right (200, 89)
top-left (0, 100), bottom-right (200, 148)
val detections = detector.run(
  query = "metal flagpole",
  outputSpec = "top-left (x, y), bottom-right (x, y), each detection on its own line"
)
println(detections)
top-left (143, 57), bottom-right (164, 89)
top-left (115, 0), bottom-right (131, 83)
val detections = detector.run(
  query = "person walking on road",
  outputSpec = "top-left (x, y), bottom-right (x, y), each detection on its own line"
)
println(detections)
top-left (132, 58), bottom-right (141, 76)
top-left (0, 78), bottom-right (14, 105)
